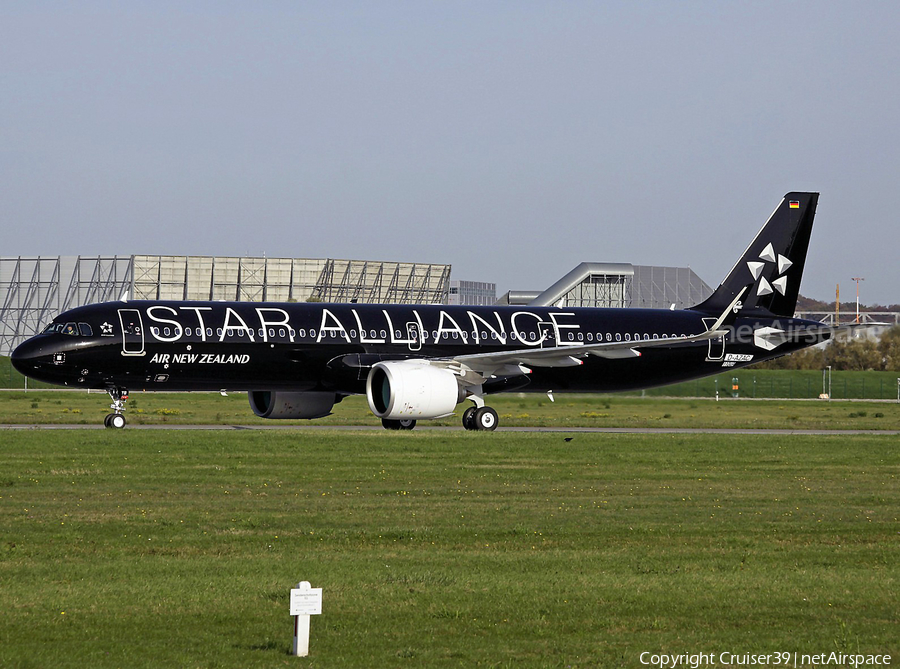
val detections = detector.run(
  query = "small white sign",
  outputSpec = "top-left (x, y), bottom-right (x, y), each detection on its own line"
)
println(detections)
top-left (290, 584), bottom-right (323, 616)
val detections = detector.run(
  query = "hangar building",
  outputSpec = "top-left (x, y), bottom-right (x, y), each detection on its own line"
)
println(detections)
top-left (0, 255), bottom-right (451, 355)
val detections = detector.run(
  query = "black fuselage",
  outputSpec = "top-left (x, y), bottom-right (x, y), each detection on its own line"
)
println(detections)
top-left (11, 300), bottom-right (815, 395)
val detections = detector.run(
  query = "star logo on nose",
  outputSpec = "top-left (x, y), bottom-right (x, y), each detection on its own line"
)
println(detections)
top-left (747, 243), bottom-right (792, 297)
top-left (100, 322), bottom-right (114, 336)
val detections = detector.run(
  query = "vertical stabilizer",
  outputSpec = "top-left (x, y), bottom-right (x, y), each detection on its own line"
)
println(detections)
top-left (693, 192), bottom-right (818, 318)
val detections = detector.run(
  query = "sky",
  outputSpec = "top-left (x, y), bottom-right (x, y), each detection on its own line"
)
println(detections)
top-left (2, 1), bottom-right (898, 305)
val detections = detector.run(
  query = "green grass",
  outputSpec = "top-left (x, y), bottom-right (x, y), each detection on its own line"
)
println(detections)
top-left (632, 369), bottom-right (900, 401)
top-left (0, 430), bottom-right (896, 668)
top-left (2, 391), bottom-right (900, 431)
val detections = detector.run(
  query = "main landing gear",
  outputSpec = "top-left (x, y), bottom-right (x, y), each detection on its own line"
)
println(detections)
top-left (462, 404), bottom-right (498, 431)
top-left (104, 387), bottom-right (129, 429)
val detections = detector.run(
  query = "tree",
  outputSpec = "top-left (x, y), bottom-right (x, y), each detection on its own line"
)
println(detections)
top-left (878, 326), bottom-right (900, 371)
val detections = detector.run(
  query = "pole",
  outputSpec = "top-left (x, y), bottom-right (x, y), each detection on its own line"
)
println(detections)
top-left (836, 284), bottom-right (840, 324)
top-left (851, 277), bottom-right (864, 324)
top-left (293, 610), bottom-right (311, 657)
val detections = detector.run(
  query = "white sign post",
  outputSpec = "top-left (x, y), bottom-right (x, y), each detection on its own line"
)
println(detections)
top-left (290, 581), bottom-right (323, 657)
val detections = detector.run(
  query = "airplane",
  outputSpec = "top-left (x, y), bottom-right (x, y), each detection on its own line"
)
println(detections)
top-left (11, 192), bottom-right (848, 430)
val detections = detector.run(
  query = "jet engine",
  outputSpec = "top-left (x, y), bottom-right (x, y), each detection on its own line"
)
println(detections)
top-left (248, 391), bottom-right (335, 419)
top-left (366, 361), bottom-right (464, 420)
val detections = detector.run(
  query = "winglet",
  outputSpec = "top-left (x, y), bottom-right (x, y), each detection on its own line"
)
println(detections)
top-left (709, 285), bottom-right (749, 332)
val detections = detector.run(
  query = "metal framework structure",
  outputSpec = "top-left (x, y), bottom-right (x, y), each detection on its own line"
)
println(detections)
top-left (508, 263), bottom-right (713, 310)
top-left (0, 255), bottom-right (451, 355)
top-left (310, 260), bottom-right (450, 305)
top-left (793, 311), bottom-right (900, 326)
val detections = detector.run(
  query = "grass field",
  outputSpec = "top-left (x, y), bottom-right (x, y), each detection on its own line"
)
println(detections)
top-left (1, 390), bottom-right (900, 431)
top-left (0, 429), bottom-right (896, 668)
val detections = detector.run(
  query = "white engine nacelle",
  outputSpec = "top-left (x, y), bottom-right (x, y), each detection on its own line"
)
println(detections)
top-left (248, 391), bottom-right (335, 419)
top-left (366, 361), bottom-right (464, 420)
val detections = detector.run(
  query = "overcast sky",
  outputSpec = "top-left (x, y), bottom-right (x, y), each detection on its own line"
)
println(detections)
top-left (2, 2), bottom-right (898, 305)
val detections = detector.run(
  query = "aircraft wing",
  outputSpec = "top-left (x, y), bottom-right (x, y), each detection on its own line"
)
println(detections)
top-left (439, 287), bottom-right (747, 378)
top-left (434, 329), bottom-right (726, 381)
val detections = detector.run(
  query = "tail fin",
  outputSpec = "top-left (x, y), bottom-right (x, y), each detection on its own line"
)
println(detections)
top-left (693, 192), bottom-right (819, 318)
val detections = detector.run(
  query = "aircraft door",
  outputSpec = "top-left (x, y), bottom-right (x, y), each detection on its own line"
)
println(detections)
top-left (118, 309), bottom-right (146, 357)
top-left (538, 321), bottom-right (556, 349)
top-left (406, 322), bottom-right (422, 352)
top-left (702, 318), bottom-right (725, 361)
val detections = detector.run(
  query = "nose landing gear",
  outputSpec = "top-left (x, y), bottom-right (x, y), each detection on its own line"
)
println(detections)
top-left (104, 387), bottom-right (129, 429)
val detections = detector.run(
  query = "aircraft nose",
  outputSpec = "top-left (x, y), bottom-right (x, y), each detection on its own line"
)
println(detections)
top-left (11, 338), bottom-right (45, 375)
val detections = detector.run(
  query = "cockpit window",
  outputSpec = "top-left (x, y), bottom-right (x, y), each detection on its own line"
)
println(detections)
top-left (42, 322), bottom-right (88, 337)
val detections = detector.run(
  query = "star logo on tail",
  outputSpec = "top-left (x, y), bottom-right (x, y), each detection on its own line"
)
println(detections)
top-left (747, 242), bottom-right (792, 297)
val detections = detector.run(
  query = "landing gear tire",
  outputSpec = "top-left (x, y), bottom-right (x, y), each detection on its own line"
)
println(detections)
top-left (382, 418), bottom-right (417, 431)
top-left (462, 406), bottom-right (477, 431)
top-left (473, 406), bottom-right (498, 431)
top-left (106, 413), bottom-right (126, 429)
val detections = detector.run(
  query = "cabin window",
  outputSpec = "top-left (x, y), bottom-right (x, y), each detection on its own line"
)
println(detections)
top-left (269, 328), bottom-right (276, 338)
top-left (587, 333), bottom-right (593, 342)
top-left (380, 330), bottom-right (387, 339)
top-left (643, 334), bottom-right (649, 340)
top-left (206, 328), bottom-right (213, 337)
top-left (370, 330), bottom-right (378, 339)
top-left (578, 333), bottom-right (584, 341)
top-left (481, 331), bottom-right (487, 340)
top-left (217, 328), bottom-right (223, 337)
top-left (653, 334), bottom-right (659, 340)
top-left (289, 328), bottom-right (295, 338)
top-left (452, 332), bottom-right (458, 339)
top-left (529, 332), bottom-right (536, 341)
top-left (258, 328), bottom-right (265, 338)
top-left (615, 333), bottom-right (622, 342)
top-left (625, 333), bottom-right (631, 341)
top-left (279, 328), bottom-right (286, 338)
top-left (309, 330), bottom-right (316, 338)
top-left (634, 333), bottom-right (639, 341)
top-left (395, 330), bottom-right (402, 339)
